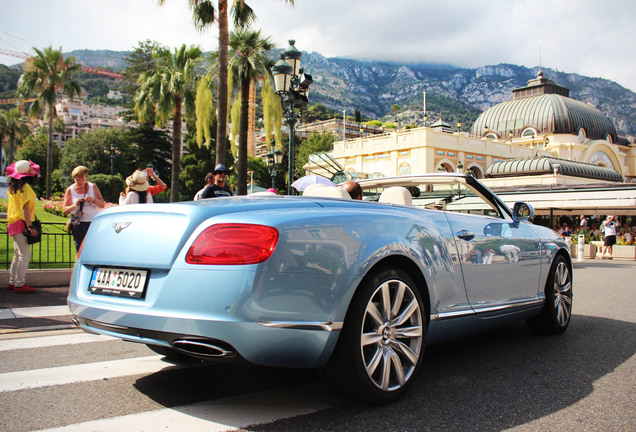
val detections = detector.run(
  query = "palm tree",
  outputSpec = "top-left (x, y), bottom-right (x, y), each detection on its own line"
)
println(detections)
top-left (391, 104), bottom-right (399, 128)
top-left (5, 108), bottom-right (31, 164)
top-left (166, 0), bottom-right (293, 167)
top-left (135, 44), bottom-right (202, 202)
top-left (228, 28), bottom-right (274, 195)
top-left (16, 46), bottom-right (81, 198)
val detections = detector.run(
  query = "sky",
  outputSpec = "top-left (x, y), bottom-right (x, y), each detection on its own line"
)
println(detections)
top-left (1, 0), bottom-right (635, 92)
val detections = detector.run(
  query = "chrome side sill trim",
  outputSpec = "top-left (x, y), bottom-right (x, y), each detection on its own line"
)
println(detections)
top-left (431, 298), bottom-right (543, 321)
top-left (430, 309), bottom-right (474, 321)
top-left (471, 298), bottom-right (544, 314)
top-left (258, 321), bottom-right (343, 332)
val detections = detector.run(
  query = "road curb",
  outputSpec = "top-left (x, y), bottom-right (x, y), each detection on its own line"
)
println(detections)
top-left (0, 268), bottom-right (73, 288)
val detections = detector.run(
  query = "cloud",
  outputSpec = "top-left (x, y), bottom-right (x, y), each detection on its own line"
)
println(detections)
top-left (1, 0), bottom-right (635, 92)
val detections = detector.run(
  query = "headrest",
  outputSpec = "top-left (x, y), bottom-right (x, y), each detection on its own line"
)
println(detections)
top-left (378, 186), bottom-right (412, 206)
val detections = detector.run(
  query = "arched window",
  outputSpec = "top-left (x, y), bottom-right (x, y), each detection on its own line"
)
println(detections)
top-left (521, 128), bottom-right (538, 137)
top-left (485, 132), bottom-right (499, 140)
top-left (466, 166), bottom-right (484, 179)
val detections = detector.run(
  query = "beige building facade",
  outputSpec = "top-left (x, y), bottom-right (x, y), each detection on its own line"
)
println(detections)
top-left (310, 72), bottom-right (635, 185)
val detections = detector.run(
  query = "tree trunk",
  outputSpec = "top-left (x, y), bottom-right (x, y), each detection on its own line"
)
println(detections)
top-left (215, 0), bottom-right (229, 167)
top-left (237, 76), bottom-right (250, 196)
top-left (0, 134), bottom-right (4, 171)
top-left (171, 98), bottom-right (182, 202)
top-left (8, 131), bottom-right (15, 165)
top-left (46, 107), bottom-right (54, 199)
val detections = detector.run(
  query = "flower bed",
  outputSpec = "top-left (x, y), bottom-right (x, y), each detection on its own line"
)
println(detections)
top-left (41, 196), bottom-right (65, 217)
top-left (40, 196), bottom-right (118, 217)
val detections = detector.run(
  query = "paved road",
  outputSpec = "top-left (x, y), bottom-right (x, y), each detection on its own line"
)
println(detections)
top-left (0, 260), bottom-right (634, 431)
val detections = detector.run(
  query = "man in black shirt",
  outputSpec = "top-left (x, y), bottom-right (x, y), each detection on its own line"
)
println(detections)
top-left (201, 164), bottom-right (233, 199)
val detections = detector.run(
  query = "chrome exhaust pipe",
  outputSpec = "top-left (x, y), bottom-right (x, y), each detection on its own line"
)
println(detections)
top-left (172, 339), bottom-right (235, 358)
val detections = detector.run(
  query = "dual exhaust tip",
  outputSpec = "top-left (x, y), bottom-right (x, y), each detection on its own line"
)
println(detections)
top-left (71, 318), bottom-right (234, 359)
top-left (172, 339), bottom-right (235, 358)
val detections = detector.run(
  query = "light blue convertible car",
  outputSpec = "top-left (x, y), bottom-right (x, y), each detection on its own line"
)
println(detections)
top-left (68, 174), bottom-right (573, 403)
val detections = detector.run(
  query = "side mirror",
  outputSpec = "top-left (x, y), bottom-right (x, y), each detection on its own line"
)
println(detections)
top-left (512, 202), bottom-right (535, 223)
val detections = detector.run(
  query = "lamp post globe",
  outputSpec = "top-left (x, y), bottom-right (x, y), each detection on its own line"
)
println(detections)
top-left (271, 40), bottom-right (312, 195)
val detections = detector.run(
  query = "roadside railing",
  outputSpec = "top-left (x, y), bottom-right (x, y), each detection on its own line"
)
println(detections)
top-left (1, 221), bottom-right (76, 269)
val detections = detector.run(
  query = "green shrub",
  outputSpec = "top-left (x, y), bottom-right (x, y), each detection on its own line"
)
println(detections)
top-left (89, 173), bottom-right (125, 204)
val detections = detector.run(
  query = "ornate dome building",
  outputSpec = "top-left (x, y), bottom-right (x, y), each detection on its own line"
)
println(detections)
top-left (471, 71), bottom-right (635, 181)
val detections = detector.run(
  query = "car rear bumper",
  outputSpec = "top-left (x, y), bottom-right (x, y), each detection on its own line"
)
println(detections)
top-left (68, 302), bottom-right (340, 368)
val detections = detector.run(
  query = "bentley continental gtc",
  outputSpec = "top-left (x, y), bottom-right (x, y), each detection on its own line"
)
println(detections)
top-left (68, 174), bottom-right (573, 404)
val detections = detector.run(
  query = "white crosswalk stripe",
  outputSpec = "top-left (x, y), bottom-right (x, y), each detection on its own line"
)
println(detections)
top-left (0, 305), bottom-right (71, 319)
top-left (0, 332), bottom-right (113, 351)
top-left (0, 355), bottom-right (176, 392)
top-left (35, 385), bottom-right (329, 432)
top-left (2, 330), bottom-right (330, 431)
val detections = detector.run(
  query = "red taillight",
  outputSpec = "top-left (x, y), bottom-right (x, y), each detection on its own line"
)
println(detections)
top-left (186, 223), bottom-right (279, 265)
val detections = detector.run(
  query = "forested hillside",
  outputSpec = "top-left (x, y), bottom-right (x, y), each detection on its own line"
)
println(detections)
top-left (2, 48), bottom-right (635, 136)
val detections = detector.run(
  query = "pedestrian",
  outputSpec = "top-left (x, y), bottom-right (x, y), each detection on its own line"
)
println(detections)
top-left (340, 181), bottom-right (362, 200)
top-left (194, 172), bottom-right (213, 200)
top-left (120, 170), bottom-right (153, 204)
top-left (560, 223), bottom-right (572, 238)
top-left (6, 160), bottom-right (40, 293)
top-left (601, 215), bottom-right (620, 259)
top-left (62, 165), bottom-right (106, 252)
top-left (144, 167), bottom-right (166, 197)
top-left (580, 215), bottom-right (588, 228)
top-left (201, 164), bottom-right (233, 198)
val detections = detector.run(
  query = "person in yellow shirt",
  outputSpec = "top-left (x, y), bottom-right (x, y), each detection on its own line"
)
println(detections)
top-left (5, 160), bottom-right (39, 293)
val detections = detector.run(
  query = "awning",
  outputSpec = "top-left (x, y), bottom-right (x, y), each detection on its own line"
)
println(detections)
top-left (444, 187), bottom-right (636, 216)
top-left (497, 188), bottom-right (636, 216)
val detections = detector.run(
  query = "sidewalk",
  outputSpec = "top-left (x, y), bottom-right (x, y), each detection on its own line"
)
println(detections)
top-left (0, 269), bottom-right (73, 333)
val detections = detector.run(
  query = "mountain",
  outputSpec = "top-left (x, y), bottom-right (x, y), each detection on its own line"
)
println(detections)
top-left (296, 53), bottom-right (636, 136)
top-left (4, 49), bottom-right (636, 136)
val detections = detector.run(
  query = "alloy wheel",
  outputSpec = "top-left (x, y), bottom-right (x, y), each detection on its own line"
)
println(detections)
top-left (360, 279), bottom-right (423, 391)
top-left (553, 261), bottom-right (572, 327)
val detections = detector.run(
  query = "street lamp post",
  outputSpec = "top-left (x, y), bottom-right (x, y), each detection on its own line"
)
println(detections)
top-left (103, 143), bottom-right (120, 175)
top-left (271, 40), bottom-right (313, 195)
top-left (266, 148), bottom-right (283, 189)
top-left (456, 160), bottom-right (464, 174)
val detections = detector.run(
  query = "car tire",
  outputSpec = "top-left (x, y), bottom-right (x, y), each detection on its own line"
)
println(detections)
top-left (527, 254), bottom-right (573, 334)
top-left (146, 344), bottom-right (193, 362)
top-left (322, 267), bottom-right (426, 404)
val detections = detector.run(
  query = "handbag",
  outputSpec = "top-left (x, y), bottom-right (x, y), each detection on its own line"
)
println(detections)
top-left (64, 217), bottom-right (73, 234)
top-left (24, 218), bottom-right (42, 245)
top-left (65, 187), bottom-right (86, 233)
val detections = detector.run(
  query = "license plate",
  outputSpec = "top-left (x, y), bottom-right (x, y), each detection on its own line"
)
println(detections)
top-left (89, 267), bottom-right (148, 298)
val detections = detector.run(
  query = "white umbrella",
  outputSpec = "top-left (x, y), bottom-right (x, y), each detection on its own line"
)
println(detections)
top-left (291, 175), bottom-right (335, 191)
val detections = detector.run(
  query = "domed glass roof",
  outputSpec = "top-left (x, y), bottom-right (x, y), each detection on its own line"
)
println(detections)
top-left (471, 76), bottom-right (618, 142)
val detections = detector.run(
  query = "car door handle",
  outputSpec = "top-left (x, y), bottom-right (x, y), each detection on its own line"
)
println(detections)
top-left (456, 230), bottom-right (475, 241)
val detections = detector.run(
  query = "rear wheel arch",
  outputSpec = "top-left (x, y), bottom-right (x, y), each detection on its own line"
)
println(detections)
top-left (322, 255), bottom-right (430, 403)
top-left (357, 255), bottom-right (431, 323)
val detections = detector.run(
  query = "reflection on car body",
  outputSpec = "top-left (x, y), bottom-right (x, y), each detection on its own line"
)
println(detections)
top-left (68, 174), bottom-right (573, 404)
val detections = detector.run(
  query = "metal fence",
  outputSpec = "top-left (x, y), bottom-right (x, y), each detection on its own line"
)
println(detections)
top-left (1, 222), bottom-right (76, 269)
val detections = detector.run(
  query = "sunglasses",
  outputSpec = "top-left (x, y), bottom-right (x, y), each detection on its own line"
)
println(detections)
top-left (214, 171), bottom-right (227, 175)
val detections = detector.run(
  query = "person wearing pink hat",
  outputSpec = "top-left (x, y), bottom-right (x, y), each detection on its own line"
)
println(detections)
top-left (5, 160), bottom-right (40, 293)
